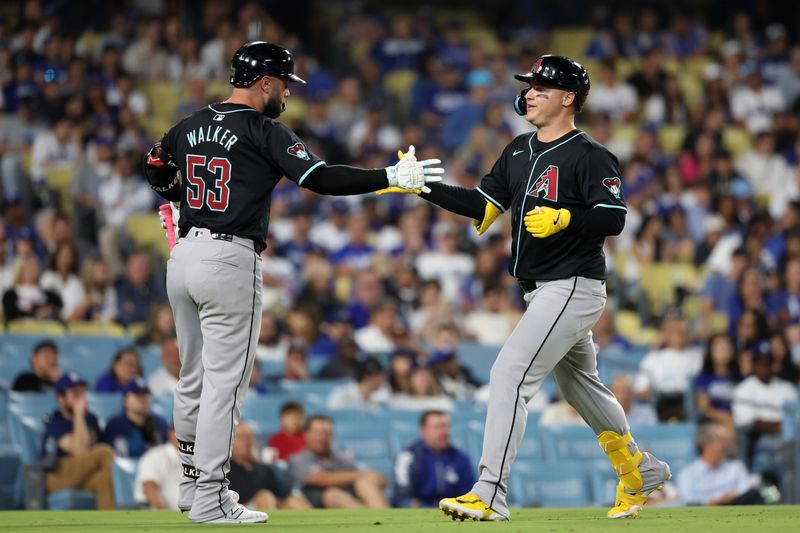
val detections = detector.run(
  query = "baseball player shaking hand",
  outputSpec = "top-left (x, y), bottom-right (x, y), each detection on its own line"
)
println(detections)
top-left (142, 41), bottom-right (442, 524)
top-left (379, 55), bottom-right (671, 521)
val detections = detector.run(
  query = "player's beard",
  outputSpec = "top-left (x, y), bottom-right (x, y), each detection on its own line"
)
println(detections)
top-left (263, 91), bottom-right (285, 118)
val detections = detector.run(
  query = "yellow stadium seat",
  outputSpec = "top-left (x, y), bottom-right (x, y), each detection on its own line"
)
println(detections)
top-left (723, 127), bottom-right (752, 155)
top-left (45, 165), bottom-right (77, 215)
top-left (709, 312), bottom-right (729, 334)
top-left (684, 56), bottom-right (713, 79)
top-left (679, 75), bottom-right (704, 108)
top-left (614, 310), bottom-right (642, 339)
top-left (629, 327), bottom-right (659, 346)
top-left (125, 212), bottom-right (171, 259)
top-left (145, 117), bottom-right (174, 144)
top-left (612, 123), bottom-right (638, 146)
top-left (384, 70), bottom-right (418, 111)
top-left (658, 124), bottom-right (687, 155)
top-left (68, 321), bottom-right (127, 338)
top-left (640, 263), bottom-right (705, 316)
top-left (551, 27), bottom-right (594, 60)
top-left (142, 81), bottom-right (183, 125)
top-left (7, 319), bottom-right (66, 336)
top-left (126, 322), bottom-right (148, 340)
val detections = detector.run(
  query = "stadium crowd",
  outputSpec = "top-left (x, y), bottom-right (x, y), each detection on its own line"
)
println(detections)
top-left (1, 0), bottom-right (800, 510)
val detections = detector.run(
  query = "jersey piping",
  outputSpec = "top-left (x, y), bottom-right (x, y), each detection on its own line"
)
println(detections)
top-left (512, 131), bottom-right (585, 277)
top-left (206, 105), bottom-right (258, 114)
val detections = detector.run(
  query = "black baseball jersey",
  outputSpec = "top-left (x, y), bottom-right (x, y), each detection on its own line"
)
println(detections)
top-left (161, 102), bottom-right (324, 245)
top-left (478, 129), bottom-right (626, 280)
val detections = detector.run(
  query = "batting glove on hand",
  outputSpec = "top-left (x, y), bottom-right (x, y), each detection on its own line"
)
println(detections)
top-left (524, 206), bottom-right (571, 238)
top-left (159, 201), bottom-right (180, 240)
top-left (384, 145), bottom-right (443, 194)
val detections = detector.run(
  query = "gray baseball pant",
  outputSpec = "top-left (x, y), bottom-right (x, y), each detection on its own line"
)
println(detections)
top-left (470, 276), bottom-right (652, 518)
top-left (166, 227), bottom-right (262, 522)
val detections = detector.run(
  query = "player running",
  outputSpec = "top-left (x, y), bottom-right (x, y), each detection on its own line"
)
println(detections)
top-left (380, 55), bottom-right (671, 521)
top-left (142, 41), bottom-right (442, 524)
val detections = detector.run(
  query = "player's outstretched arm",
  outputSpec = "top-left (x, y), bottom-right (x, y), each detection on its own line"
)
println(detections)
top-left (301, 145), bottom-right (443, 196)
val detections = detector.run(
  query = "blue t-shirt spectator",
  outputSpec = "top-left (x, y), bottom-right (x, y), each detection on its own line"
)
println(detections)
top-left (102, 412), bottom-right (168, 458)
top-left (94, 372), bottom-right (128, 393)
top-left (42, 411), bottom-right (101, 458)
top-left (393, 440), bottom-right (474, 508)
top-left (694, 373), bottom-right (737, 412)
top-left (115, 279), bottom-right (166, 326)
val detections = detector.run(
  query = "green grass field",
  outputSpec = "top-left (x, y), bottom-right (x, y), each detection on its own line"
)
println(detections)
top-left (2, 507), bottom-right (799, 533)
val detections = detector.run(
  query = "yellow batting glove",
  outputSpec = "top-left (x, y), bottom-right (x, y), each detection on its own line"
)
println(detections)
top-left (524, 206), bottom-right (571, 238)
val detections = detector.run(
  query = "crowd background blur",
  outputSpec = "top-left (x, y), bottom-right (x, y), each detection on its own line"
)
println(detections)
top-left (1, 0), bottom-right (800, 510)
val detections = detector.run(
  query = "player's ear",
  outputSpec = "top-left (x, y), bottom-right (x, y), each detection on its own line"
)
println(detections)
top-left (563, 91), bottom-right (576, 108)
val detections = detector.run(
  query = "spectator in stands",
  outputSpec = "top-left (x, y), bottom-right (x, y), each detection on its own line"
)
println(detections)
top-left (95, 347), bottom-right (143, 393)
top-left (369, 15), bottom-right (426, 74)
top-left (441, 68), bottom-right (492, 150)
top-left (585, 59), bottom-right (639, 122)
top-left (627, 45), bottom-right (669, 100)
top-left (295, 261), bottom-right (339, 329)
top-left (331, 213), bottom-right (377, 273)
top-left (12, 339), bottom-right (61, 392)
top-left (41, 372), bottom-right (115, 509)
top-left (776, 45), bottom-right (800, 110)
top-left (115, 250), bottom-right (166, 327)
top-left (694, 334), bottom-right (740, 430)
top-left (279, 343), bottom-right (310, 383)
top-left (392, 366), bottom-right (455, 412)
top-left (540, 393), bottom-right (588, 427)
top-left (327, 357), bottom-right (389, 410)
top-left (591, 306), bottom-right (633, 352)
top-left (635, 313), bottom-right (703, 420)
top-left (39, 242), bottom-right (85, 322)
top-left (769, 333), bottom-right (799, 384)
top-left (29, 117), bottom-right (80, 186)
top-left (135, 427), bottom-right (181, 509)
top-left (463, 283), bottom-right (519, 345)
top-left (288, 415), bottom-right (389, 509)
top-left (229, 422), bottom-right (311, 510)
top-left (2, 255), bottom-right (62, 321)
top-left (429, 349), bottom-right (480, 401)
top-left (147, 337), bottom-right (180, 396)
top-left (393, 410), bottom-right (474, 507)
top-left (268, 401), bottom-right (306, 461)
top-left (0, 100), bottom-right (40, 208)
top-left (736, 132), bottom-right (795, 218)
top-left (388, 348), bottom-right (417, 394)
top-left (135, 303), bottom-right (176, 347)
top-left (122, 19), bottom-right (169, 80)
top-left (345, 271), bottom-right (386, 329)
top-left (255, 313), bottom-right (289, 364)
top-left (730, 64), bottom-right (784, 134)
top-left (734, 310), bottom-right (771, 372)
top-left (700, 246), bottom-right (748, 318)
top-left (732, 342), bottom-right (798, 465)
top-left (644, 74), bottom-right (689, 126)
top-left (70, 258), bottom-right (118, 323)
top-left (277, 203), bottom-right (321, 272)
top-left (354, 298), bottom-right (400, 354)
top-left (675, 423), bottom-right (762, 506)
top-left (347, 98), bottom-right (402, 159)
top-left (102, 377), bottom-right (168, 458)
top-left (317, 333), bottom-right (361, 380)
top-left (610, 376), bottom-right (658, 427)
top-left (415, 222), bottom-right (474, 304)
top-left (246, 360), bottom-right (270, 396)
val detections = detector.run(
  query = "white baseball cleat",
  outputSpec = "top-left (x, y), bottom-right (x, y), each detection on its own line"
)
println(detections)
top-left (193, 505), bottom-right (268, 524)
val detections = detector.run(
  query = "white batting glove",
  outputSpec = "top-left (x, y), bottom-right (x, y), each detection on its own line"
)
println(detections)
top-left (159, 201), bottom-right (180, 241)
top-left (385, 145), bottom-right (444, 194)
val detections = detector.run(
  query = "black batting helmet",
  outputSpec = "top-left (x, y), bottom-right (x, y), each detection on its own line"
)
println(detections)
top-left (230, 41), bottom-right (306, 88)
top-left (513, 55), bottom-right (590, 112)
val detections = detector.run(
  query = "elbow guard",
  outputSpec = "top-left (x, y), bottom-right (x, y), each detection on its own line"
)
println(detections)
top-left (473, 201), bottom-right (503, 236)
top-left (143, 143), bottom-right (181, 202)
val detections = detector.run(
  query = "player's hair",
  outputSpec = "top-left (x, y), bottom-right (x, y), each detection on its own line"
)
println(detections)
top-left (419, 409), bottom-right (447, 428)
top-left (280, 401), bottom-right (305, 416)
top-left (304, 414), bottom-right (333, 432)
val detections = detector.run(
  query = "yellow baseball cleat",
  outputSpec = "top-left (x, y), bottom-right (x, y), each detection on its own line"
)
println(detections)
top-left (607, 474), bottom-right (671, 519)
top-left (438, 493), bottom-right (507, 522)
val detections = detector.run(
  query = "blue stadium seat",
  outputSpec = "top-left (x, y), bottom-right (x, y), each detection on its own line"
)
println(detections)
top-left (245, 419), bottom-right (281, 447)
top-left (0, 355), bottom-right (32, 389)
top-left (87, 393), bottom-right (124, 428)
top-left (47, 490), bottom-right (97, 510)
top-left (509, 460), bottom-right (592, 507)
top-left (0, 446), bottom-right (22, 509)
top-left (336, 422), bottom-right (390, 460)
top-left (240, 394), bottom-right (294, 426)
top-left (150, 393), bottom-right (174, 425)
top-left (8, 410), bottom-right (44, 463)
top-left (139, 346), bottom-right (163, 378)
top-left (466, 420), bottom-right (546, 468)
top-left (112, 457), bottom-right (140, 509)
top-left (631, 423), bottom-right (697, 462)
top-left (279, 379), bottom-right (351, 407)
top-left (0, 335), bottom-right (48, 359)
top-left (60, 352), bottom-right (116, 387)
top-left (457, 343), bottom-right (499, 385)
top-left (597, 349), bottom-right (641, 383)
top-left (387, 422), bottom-right (419, 456)
top-left (541, 425), bottom-right (603, 462)
top-left (9, 392), bottom-right (56, 423)
top-left (358, 456), bottom-right (394, 483)
top-left (58, 336), bottom-right (124, 361)
top-left (0, 386), bottom-right (10, 443)
top-left (588, 463), bottom-right (618, 507)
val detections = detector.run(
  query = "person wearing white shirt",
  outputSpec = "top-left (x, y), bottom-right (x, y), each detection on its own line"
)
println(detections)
top-left (30, 118), bottom-right (80, 185)
top-left (39, 243), bottom-right (86, 322)
top-left (147, 338), bottom-right (181, 397)
top-left (135, 429), bottom-right (182, 509)
top-left (732, 349), bottom-right (799, 428)
top-left (327, 358), bottom-right (390, 410)
top-left (584, 60), bottom-right (639, 122)
top-left (415, 223), bottom-right (474, 304)
top-left (635, 314), bottom-right (703, 420)
top-left (354, 300), bottom-right (399, 355)
top-left (675, 424), bottom-right (761, 506)
top-left (735, 132), bottom-right (797, 218)
top-left (730, 66), bottom-right (785, 134)
top-left (463, 285), bottom-right (520, 345)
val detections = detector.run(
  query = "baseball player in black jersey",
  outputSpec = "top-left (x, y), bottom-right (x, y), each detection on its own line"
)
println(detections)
top-left (143, 41), bottom-right (443, 524)
top-left (381, 55), bottom-right (671, 521)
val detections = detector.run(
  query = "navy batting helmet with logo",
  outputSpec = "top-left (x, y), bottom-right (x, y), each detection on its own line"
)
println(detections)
top-left (230, 41), bottom-right (306, 87)
top-left (513, 55), bottom-right (590, 115)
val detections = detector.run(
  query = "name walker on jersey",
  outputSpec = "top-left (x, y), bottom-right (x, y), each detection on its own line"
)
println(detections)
top-left (186, 125), bottom-right (238, 151)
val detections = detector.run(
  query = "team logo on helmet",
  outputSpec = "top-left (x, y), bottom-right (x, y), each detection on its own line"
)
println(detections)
top-left (603, 177), bottom-right (622, 199)
top-left (533, 59), bottom-right (542, 73)
top-left (287, 142), bottom-right (310, 161)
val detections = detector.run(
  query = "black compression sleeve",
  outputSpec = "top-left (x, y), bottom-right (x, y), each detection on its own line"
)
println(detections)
top-left (420, 182), bottom-right (486, 220)
top-left (301, 165), bottom-right (387, 195)
top-left (568, 207), bottom-right (625, 238)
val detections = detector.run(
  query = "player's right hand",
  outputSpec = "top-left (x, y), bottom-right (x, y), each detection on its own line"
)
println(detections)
top-left (385, 145), bottom-right (444, 194)
top-left (159, 201), bottom-right (180, 240)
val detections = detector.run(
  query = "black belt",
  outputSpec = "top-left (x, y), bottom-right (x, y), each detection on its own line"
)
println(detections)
top-left (518, 279), bottom-right (541, 293)
top-left (180, 227), bottom-right (265, 254)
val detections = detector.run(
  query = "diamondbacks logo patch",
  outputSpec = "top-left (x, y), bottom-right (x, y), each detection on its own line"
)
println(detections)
top-left (527, 165), bottom-right (559, 201)
top-left (602, 177), bottom-right (622, 199)
top-left (287, 142), bottom-right (310, 161)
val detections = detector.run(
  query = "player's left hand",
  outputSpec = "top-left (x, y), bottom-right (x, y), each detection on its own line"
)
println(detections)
top-left (525, 206), bottom-right (571, 238)
top-left (384, 145), bottom-right (444, 194)
top-left (159, 201), bottom-right (180, 240)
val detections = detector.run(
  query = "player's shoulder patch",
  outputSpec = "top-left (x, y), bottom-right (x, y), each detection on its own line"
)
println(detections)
top-left (602, 177), bottom-right (622, 199)
top-left (287, 142), bottom-right (311, 161)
